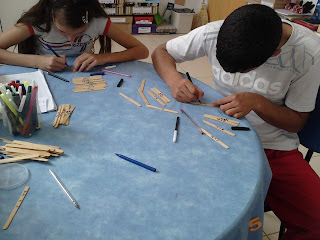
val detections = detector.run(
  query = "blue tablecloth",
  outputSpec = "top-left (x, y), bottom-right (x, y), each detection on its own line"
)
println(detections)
top-left (0, 60), bottom-right (271, 240)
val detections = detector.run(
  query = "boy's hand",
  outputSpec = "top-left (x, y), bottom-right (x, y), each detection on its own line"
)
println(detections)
top-left (38, 55), bottom-right (67, 72)
top-left (213, 92), bottom-right (259, 118)
top-left (73, 53), bottom-right (104, 72)
top-left (170, 78), bottom-right (204, 103)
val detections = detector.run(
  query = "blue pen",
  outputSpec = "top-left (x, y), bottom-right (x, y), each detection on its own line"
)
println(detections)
top-left (46, 44), bottom-right (72, 69)
top-left (115, 153), bottom-right (157, 172)
top-left (90, 72), bottom-right (105, 76)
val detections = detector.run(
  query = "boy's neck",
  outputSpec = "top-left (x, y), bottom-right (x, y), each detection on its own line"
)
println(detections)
top-left (279, 23), bottom-right (292, 49)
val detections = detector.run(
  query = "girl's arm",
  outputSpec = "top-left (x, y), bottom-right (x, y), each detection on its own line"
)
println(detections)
top-left (73, 23), bottom-right (149, 72)
top-left (0, 24), bottom-right (67, 71)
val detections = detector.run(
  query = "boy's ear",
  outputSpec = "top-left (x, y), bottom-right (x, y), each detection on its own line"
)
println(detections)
top-left (271, 49), bottom-right (281, 57)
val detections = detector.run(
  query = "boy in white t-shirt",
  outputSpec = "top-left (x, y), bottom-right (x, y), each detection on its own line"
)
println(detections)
top-left (152, 4), bottom-right (320, 240)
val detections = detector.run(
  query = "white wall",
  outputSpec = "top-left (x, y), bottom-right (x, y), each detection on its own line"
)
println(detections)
top-left (0, 0), bottom-right (38, 31)
top-left (0, 0), bottom-right (208, 31)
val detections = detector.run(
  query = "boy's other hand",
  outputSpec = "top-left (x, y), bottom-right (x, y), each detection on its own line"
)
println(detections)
top-left (171, 78), bottom-right (204, 103)
top-left (213, 92), bottom-right (259, 118)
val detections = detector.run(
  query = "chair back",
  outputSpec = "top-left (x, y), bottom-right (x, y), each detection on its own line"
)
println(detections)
top-left (298, 89), bottom-right (320, 153)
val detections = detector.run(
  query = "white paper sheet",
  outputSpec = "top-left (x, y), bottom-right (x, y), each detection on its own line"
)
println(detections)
top-left (0, 69), bottom-right (57, 113)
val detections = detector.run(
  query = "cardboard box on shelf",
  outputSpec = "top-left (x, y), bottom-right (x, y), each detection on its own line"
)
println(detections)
top-left (109, 16), bottom-right (133, 34)
top-left (246, 0), bottom-right (261, 4)
top-left (261, 0), bottom-right (290, 9)
top-left (134, 16), bottom-right (153, 24)
top-left (132, 24), bottom-right (156, 34)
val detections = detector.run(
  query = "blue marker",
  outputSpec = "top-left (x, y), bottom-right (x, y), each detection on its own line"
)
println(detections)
top-left (90, 72), bottom-right (105, 76)
top-left (115, 153), bottom-right (157, 172)
top-left (46, 44), bottom-right (71, 69)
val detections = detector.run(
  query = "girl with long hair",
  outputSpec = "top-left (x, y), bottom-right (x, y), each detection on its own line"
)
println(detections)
top-left (0, 0), bottom-right (149, 72)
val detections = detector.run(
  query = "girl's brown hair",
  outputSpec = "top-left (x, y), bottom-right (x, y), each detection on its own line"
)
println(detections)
top-left (17, 0), bottom-right (111, 54)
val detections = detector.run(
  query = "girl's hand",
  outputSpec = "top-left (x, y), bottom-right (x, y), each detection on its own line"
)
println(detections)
top-left (73, 52), bottom-right (105, 72)
top-left (38, 55), bottom-right (67, 72)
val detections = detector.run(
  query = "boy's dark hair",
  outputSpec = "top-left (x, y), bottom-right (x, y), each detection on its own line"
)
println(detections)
top-left (216, 4), bottom-right (282, 73)
top-left (17, 0), bottom-right (111, 54)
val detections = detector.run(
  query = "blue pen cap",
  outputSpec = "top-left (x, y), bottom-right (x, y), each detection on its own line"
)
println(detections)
top-left (90, 72), bottom-right (105, 76)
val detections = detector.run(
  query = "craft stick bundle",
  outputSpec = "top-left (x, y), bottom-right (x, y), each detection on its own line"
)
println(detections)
top-left (72, 76), bottom-right (107, 92)
top-left (0, 137), bottom-right (64, 164)
top-left (0, 81), bottom-right (41, 137)
top-left (53, 104), bottom-right (75, 128)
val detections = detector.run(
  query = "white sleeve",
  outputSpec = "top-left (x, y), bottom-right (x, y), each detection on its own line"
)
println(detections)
top-left (166, 24), bottom-right (208, 63)
top-left (285, 55), bottom-right (320, 112)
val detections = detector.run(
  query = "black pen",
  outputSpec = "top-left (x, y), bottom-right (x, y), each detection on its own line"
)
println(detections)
top-left (231, 126), bottom-right (250, 131)
top-left (46, 71), bottom-right (70, 82)
top-left (117, 79), bottom-right (124, 87)
top-left (186, 72), bottom-right (201, 103)
top-left (173, 116), bottom-right (179, 143)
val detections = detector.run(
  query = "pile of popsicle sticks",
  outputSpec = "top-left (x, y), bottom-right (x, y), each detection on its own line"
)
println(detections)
top-left (0, 137), bottom-right (64, 164)
top-left (119, 79), bottom-right (178, 114)
top-left (53, 104), bottom-right (75, 128)
top-left (72, 75), bottom-right (106, 92)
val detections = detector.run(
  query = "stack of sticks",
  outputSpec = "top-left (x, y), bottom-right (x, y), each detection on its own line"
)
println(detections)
top-left (53, 104), bottom-right (75, 128)
top-left (0, 137), bottom-right (64, 164)
top-left (72, 75), bottom-right (106, 92)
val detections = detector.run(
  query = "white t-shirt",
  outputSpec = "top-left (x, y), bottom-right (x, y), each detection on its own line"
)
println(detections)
top-left (166, 20), bottom-right (320, 151)
top-left (28, 17), bottom-right (111, 56)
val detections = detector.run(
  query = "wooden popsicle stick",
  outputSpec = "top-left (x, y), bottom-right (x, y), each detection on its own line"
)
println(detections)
top-left (201, 128), bottom-right (229, 149)
top-left (138, 88), bottom-right (149, 105)
top-left (0, 137), bottom-right (12, 144)
top-left (119, 93), bottom-right (142, 107)
top-left (5, 144), bottom-right (51, 152)
top-left (140, 79), bottom-right (146, 91)
top-left (2, 153), bottom-right (48, 162)
top-left (53, 105), bottom-right (62, 128)
top-left (162, 108), bottom-right (178, 114)
top-left (151, 88), bottom-right (171, 103)
top-left (146, 105), bottom-right (178, 114)
top-left (73, 86), bottom-right (106, 92)
top-left (203, 120), bottom-right (235, 136)
top-left (65, 105), bottom-right (76, 125)
top-left (3, 186), bottom-right (30, 230)
top-left (59, 105), bottom-right (67, 126)
top-left (148, 91), bottom-right (166, 107)
top-left (0, 154), bottom-right (43, 164)
top-left (203, 114), bottom-right (239, 126)
top-left (189, 102), bottom-right (216, 107)
top-left (73, 80), bottom-right (105, 85)
top-left (11, 140), bottom-right (61, 152)
top-left (72, 75), bottom-right (103, 83)
top-left (3, 147), bottom-right (51, 158)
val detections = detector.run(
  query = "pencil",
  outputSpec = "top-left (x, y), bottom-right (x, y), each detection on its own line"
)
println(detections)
top-left (49, 169), bottom-right (79, 209)
top-left (100, 69), bottom-right (131, 78)
top-left (46, 71), bottom-right (70, 82)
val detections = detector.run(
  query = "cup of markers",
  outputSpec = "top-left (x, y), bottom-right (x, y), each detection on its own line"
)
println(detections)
top-left (0, 80), bottom-right (41, 137)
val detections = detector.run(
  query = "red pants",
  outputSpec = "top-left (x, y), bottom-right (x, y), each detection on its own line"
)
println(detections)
top-left (265, 149), bottom-right (320, 240)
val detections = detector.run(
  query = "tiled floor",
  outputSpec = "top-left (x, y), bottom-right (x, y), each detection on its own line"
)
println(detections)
top-left (119, 34), bottom-right (320, 240)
